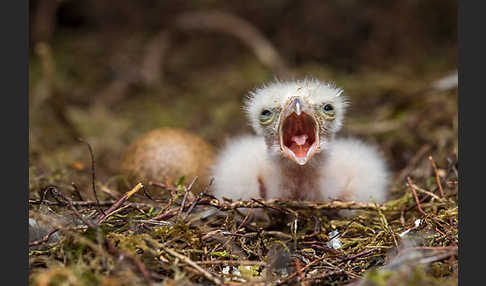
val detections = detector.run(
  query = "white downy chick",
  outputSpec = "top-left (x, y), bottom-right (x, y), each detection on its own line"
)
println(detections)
top-left (211, 79), bottom-right (389, 207)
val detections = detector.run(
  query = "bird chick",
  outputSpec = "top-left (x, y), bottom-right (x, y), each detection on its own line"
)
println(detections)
top-left (211, 79), bottom-right (389, 207)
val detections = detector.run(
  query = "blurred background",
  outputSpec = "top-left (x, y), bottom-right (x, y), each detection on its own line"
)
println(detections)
top-left (29, 0), bottom-right (457, 195)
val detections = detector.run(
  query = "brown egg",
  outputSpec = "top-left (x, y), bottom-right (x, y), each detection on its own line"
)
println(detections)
top-left (120, 128), bottom-right (215, 193)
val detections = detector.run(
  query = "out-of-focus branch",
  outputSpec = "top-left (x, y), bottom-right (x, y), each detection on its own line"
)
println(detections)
top-left (140, 10), bottom-right (292, 87)
top-left (31, 0), bottom-right (60, 44)
top-left (172, 10), bottom-right (291, 78)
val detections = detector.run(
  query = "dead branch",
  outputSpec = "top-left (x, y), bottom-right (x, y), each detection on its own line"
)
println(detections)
top-left (428, 156), bottom-right (445, 199)
top-left (173, 10), bottom-right (290, 78)
top-left (31, 0), bottom-right (59, 43)
top-left (407, 177), bottom-right (428, 216)
top-left (140, 10), bottom-right (291, 87)
top-left (162, 246), bottom-right (223, 285)
top-left (29, 199), bottom-right (155, 209)
top-left (50, 187), bottom-right (97, 229)
top-left (202, 197), bottom-right (388, 211)
top-left (97, 182), bottom-right (144, 224)
top-left (78, 138), bottom-right (105, 216)
top-left (29, 228), bottom-right (59, 248)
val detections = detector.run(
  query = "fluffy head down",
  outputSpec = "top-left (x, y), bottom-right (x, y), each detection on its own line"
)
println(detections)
top-left (244, 78), bottom-right (348, 163)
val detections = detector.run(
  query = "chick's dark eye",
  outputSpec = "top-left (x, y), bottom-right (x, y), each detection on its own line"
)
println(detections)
top-left (323, 104), bottom-right (334, 111)
top-left (261, 109), bottom-right (272, 116)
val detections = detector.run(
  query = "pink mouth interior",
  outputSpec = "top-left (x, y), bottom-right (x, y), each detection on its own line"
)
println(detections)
top-left (282, 113), bottom-right (316, 159)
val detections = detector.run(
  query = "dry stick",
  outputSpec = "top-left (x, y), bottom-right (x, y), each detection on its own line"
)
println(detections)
top-left (29, 199), bottom-right (156, 209)
top-left (32, 197), bottom-right (386, 213)
top-left (97, 183), bottom-right (144, 224)
top-left (302, 271), bottom-right (339, 283)
top-left (407, 177), bottom-right (427, 216)
top-left (410, 183), bottom-right (443, 202)
top-left (32, 212), bottom-right (111, 259)
top-left (71, 182), bottom-right (84, 201)
top-left (429, 156), bottom-right (445, 198)
top-left (52, 187), bottom-right (97, 229)
top-left (339, 248), bottom-right (377, 263)
top-left (29, 228), bottom-right (59, 247)
top-left (275, 256), bottom-right (328, 285)
top-left (196, 260), bottom-right (264, 266)
top-left (252, 198), bottom-right (293, 215)
top-left (295, 258), bottom-right (308, 286)
top-left (186, 176), bottom-right (198, 192)
top-left (173, 10), bottom-right (290, 78)
top-left (78, 138), bottom-right (105, 216)
top-left (178, 177), bottom-right (197, 218)
top-left (183, 196), bottom-right (201, 219)
top-left (149, 180), bottom-right (178, 192)
top-left (162, 246), bottom-right (223, 285)
top-left (178, 191), bottom-right (189, 218)
top-left (205, 198), bottom-right (387, 211)
top-left (237, 208), bottom-right (253, 231)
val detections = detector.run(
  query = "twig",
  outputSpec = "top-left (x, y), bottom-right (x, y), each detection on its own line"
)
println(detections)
top-left (237, 209), bottom-right (253, 231)
top-left (78, 138), bottom-right (105, 216)
top-left (178, 189), bottom-right (190, 218)
top-left (340, 248), bottom-right (376, 263)
top-left (71, 183), bottom-right (84, 201)
top-left (29, 199), bottom-right (156, 209)
top-left (149, 180), bottom-right (178, 192)
top-left (429, 156), bottom-right (445, 199)
top-left (295, 258), bottom-right (308, 286)
top-left (183, 196), bottom-right (201, 219)
top-left (407, 177), bottom-right (427, 216)
top-left (173, 10), bottom-right (290, 78)
top-left (31, 197), bottom-right (386, 212)
top-left (196, 260), bottom-right (264, 266)
top-left (50, 186), bottom-right (97, 229)
top-left (162, 246), bottom-right (223, 285)
top-left (203, 198), bottom-right (388, 211)
top-left (275, 256), bottom-right (327, 285)
top-left (186, 176), bottom-right (198, 192)
top-left (29, 228), bottom-right (59, 247)
top-left (410, 183), bottom-right (443, 202)
top-left (97, 183), bottom-right (143, 224)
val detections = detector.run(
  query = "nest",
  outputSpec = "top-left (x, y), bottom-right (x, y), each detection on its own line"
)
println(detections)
top-left (29, 154), bottom-right (458, 286)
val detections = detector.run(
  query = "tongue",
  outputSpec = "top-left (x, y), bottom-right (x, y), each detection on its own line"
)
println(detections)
top-left (291, 134), bottom-right (308, 146)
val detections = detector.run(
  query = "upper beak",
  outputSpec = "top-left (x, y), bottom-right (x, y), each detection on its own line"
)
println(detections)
top-left (290, 97), bottom-right (303, 115)
top-left (279, 97), bottom-right (320, 165)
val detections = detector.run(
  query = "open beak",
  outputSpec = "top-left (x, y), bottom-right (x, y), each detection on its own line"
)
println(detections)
top-left (279, 97), bottom-right (319, 165)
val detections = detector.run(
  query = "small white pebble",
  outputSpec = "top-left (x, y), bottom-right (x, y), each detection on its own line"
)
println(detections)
top-left (327, 230), bottom-right (342, 250)
top-left (399, 219), bottom-right (422, 237)
top-left (222, 266), bottom-right (231, 275)
top-left (232, 266), bottom-right (241, 276)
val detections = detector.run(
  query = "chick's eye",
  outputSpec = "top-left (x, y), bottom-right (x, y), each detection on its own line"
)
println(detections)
top-left (321, 104), bottom-right (336, 120)
top-left (259, 109), bottom-right (275, 125)
top-left (261, 109), bottom-right (272, 117)
top-left (323, 104), bottom-right (334, 112)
